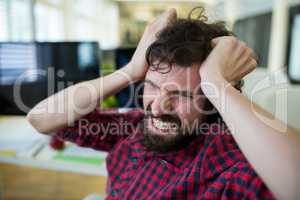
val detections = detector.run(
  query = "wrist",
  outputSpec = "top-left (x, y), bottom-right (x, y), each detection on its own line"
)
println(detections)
top-left (200, 71), bottom-right (229, 96)
top-left (200, 69), bottom-right (227, 84)
top-left (120, 62), bottom-right (139, 83)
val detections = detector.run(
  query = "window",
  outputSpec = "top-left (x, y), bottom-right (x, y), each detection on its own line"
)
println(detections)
top-left (75, 17), bottom-right (95, 41)
top-left (74, 0), bottom-right (98, 18)
top-left (0, 0), bottom-right (8, 41)
top-left (0, 0), bottom-right (33, 41)
top-left (288, 15), bottom-right (300, 81)
top-left (35, 2), bottom-right (64, 41)
top-left (10, 0), bottom-right (33, 41)
top-left (287, 5), bottom-right (300, 83)
top-left (0, 0), bottom-right (119, 47)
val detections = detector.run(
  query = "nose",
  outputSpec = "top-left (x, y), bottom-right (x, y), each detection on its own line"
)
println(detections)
top-left (151, 89), bottom-right (173, 117)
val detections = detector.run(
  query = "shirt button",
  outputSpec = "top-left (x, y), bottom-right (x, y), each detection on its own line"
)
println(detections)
top-left (112, 190), bottom-right (118, 196)
top-left (161, 159), bottom-right (168, 165)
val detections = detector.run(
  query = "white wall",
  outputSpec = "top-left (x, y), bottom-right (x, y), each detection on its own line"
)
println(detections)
top-left (35, 0), bottom-right (119, 49)
top-left (210, 0), bottom-right (300, 131)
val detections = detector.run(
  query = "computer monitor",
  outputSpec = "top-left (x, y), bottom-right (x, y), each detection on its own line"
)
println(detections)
top-left (233, 12), bottom-right (272, 67)
top-left (0, 42), bottom-right (100, 115)
top-left (115, 47), bottom-right (143, 108)
top-left (0, 42), bottom-right (39, 84)
top-left (287, 5), bottom-right (300, 83)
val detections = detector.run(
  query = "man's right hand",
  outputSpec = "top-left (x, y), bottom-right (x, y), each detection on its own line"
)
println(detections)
top-left (125, 8), bottom-right (177, 82)
top-left (27, 8), bottom-right (177, 135)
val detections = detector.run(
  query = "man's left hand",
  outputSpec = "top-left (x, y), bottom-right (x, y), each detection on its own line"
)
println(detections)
top-left (199, 36), bottom-right (257, 85)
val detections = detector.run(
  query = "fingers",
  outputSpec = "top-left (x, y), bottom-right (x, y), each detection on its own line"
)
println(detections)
top-left (211, 37), bottom-right (221, 48)
top-left (157, 8), bottom-right (177, 23)
top-left (234, 41), bottom-right (248, 60)
top-left (213, 36), bottom-right (257, 68)
top-left (232, 57), bottom-right (257, 81)
top-left (246, 58), bottom-right (257, 73)
top-left (236, 40), bottom-right (258, 64)
top-left (236, 44), bottom-right (255, 68)
top-left (212, 36), bottom-right (257, 81)
top-left (211, 36), bottom-right (226, 46)
top-left (161, 8), bottom-right (177, 26)
top-left (147, 8), bottom-right (177, 33)
top-left (240, 43), bottom-right (257, 63)
top-left (157, 8), bottom-right (177, 27)
top-left (211, 36), bottom-right (256, 59)
top-left (211, 36), bottom-right (240, 51)
top-left (233, 48), bottom-right (257, 81)
top-left (211, 36), bottom-right (233, 46)
top-left (237, 43), bottom-right (257, 76)
top-left (167, 8), bottom-right (177, 23)
top-left (165, 8), bottom-right (177, 18)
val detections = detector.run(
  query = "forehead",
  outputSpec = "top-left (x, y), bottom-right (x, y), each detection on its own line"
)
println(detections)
top-left (145, 64), bottom-right (201, 90)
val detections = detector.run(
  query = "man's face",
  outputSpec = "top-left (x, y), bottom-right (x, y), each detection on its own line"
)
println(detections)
top-left (142, 63), bottom-right (207, 152)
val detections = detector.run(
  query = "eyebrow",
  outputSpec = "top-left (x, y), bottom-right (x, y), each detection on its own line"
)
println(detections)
top-left (144, 79), bottom-right (159, 88)
top-left (144, 79), bottom-right (195, 97)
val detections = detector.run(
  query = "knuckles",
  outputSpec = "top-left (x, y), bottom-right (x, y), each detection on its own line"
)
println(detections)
top-left (250, 59), bottom-right (257, 68)
top-left (223, 36), bottom-right (238, 47)
top-left (245, 48), bottom-right (253, 57)
top-left (240, 42), bottom-right (248, 52)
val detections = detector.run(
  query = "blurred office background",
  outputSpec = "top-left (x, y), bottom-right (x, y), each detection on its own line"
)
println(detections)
top-left (1, 0), bottom-right (300, 200)
top-left (0, 0), bottom-right (300, 111)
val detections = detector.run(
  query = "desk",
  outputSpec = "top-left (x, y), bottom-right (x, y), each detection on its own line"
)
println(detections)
top-left (0, 163), bottom-right (107, 200)
top-left (0, 116), bottom-right (108, 199)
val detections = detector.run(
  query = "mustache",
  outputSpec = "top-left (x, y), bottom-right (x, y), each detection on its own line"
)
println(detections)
top-left (145, 104), bottom-right (181, 125)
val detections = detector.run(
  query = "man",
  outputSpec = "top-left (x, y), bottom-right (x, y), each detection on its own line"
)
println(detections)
top-left (27, 8), bottom-right (300, 200)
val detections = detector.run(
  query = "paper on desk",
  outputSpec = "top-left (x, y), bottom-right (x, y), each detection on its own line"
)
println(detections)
top-left (35, 143), bottom-right (108, 175)
top-left (37, 143), bottom-right (107, 165)
top-left (0, 116), bottom-right (47, 157)
top-left (0, 116), bottom-right (108, 176)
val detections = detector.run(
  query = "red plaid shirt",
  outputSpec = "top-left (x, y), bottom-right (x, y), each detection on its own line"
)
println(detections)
top-left (56, 108), bottom-right (275, 200)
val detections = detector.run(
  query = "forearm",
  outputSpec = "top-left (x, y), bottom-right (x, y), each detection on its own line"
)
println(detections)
top-left (202, 77), bottom-right (300, 199)
top-left (26, 8), bottom-right (176, 133)
top-left (27, 64), bottom-right (135, 134)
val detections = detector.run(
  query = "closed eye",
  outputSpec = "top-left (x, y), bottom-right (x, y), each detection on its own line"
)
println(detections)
top-left (170, 91), bottom-right (194, 99)
top-left (144, 79), bottom-right (194, 98)
top-left (144, 80), bottom-right (159, 89)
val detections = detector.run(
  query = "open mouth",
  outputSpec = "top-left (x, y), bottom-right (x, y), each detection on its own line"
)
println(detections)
top-left (147, 116), bottom-right (180, 135)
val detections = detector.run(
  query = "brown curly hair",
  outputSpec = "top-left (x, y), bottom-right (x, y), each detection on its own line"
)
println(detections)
top-left (146, 7), bottom-right (231, 71)
top-left (145, 7), bottom-right (243, 124)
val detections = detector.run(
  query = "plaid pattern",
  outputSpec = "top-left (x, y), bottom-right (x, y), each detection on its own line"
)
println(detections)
top-left (56, 108), bottom-right (275, 200)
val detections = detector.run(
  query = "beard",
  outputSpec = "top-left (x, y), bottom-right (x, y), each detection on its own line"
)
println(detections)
top-left (142, 105), bottom-right (201, 153)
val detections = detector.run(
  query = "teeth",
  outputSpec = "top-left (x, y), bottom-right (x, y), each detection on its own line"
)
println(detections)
top-left (152, 118), bottom-right (177, 130)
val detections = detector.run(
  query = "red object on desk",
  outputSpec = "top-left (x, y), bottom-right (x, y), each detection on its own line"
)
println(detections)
top-left (50, 135), bottom-right (65, 150)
